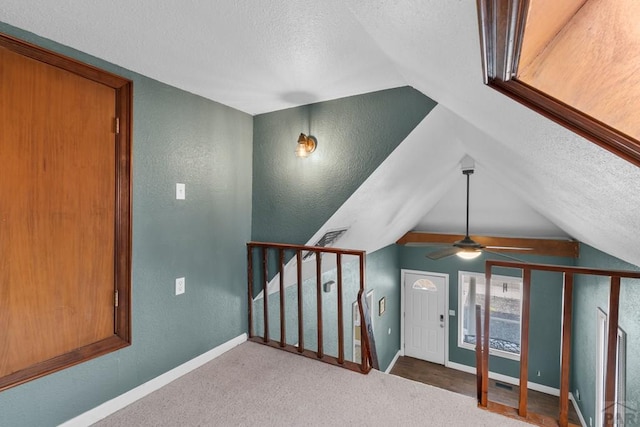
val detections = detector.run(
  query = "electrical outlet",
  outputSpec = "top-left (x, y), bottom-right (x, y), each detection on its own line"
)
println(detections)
top-left (175, 277), bottom-right (185, 295)
top-left (576, 389), bottom-right (580, 401)
top-left (176, 183), bottom-right (186, 200)
top-left (589, 416), bottom-right (592, 427)
top-left (536, 370), bottom-right (541, 377)
top-left (388, 328), bottom-right (392, 335)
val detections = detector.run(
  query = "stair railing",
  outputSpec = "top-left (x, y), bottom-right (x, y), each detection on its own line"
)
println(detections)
top-left (247, 241), bottom-right (379, 373)
top-left (477, 259), bottom-right (640, 427)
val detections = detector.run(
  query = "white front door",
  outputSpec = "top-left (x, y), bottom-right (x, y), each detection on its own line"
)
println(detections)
top-left (404, 272), bottom-right (446, 364)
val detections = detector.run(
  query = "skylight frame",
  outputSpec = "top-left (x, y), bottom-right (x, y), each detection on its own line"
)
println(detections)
top-left (477, 0), bottom-right (640, 167)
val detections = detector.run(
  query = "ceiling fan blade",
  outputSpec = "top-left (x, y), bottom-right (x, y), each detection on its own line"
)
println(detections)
top-left (426, 246), bottom-right (461, 260)
top-left (483, 249), bottom-right (529, 263)
top-left (485, 246), bottom-right (534, 251)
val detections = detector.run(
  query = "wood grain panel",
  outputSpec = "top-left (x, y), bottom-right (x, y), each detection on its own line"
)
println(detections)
top-left (519, 0), bottom-right (640, 140)
top-left (518, 0), bottom-right (587, 72)
top-left (0, 46), bottom-right (114, 377)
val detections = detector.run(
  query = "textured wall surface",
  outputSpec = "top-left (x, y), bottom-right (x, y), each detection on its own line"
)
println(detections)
top-left (0, 23), bottom-right (253, 427)
top-left (572, 244), bottom-right (640, 425)
top-left (363, 244), bottom-right (401, 371)
top-left (251, 86), bottom-right (436, 245)
top-left (399, 246), bottom-right (576, 389)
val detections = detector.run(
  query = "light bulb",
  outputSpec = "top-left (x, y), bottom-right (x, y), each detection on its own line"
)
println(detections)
top-left (457, 250), bottom-right (482, 260)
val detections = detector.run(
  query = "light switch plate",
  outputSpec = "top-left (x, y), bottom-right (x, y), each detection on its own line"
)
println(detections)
top-left (175, 277), bottom-right (185, 295)
top-left (449, 310), bottom-right (456, 316)
top-left (176, 183), bottom-right (186, 200)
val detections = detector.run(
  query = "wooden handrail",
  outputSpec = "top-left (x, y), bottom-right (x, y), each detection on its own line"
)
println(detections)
top-left (478, 259), bottom-right (640, 427)
top-left (246, 242), bottom-right (378, 374)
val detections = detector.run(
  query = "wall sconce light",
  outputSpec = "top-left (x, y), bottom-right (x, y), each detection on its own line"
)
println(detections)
top-left (295, 133), bottom-right (317, 158)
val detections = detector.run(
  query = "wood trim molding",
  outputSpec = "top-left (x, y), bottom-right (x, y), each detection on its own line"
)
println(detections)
top-left (396, 231), bottom-right (579, 258)
top-left (489, 79), bottom-right (640, 168)
top-left (0, 32), bottom-right (133, 391)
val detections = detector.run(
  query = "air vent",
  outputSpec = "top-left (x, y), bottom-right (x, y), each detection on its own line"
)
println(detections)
top-left (303, 228), bottom-right (348, 260)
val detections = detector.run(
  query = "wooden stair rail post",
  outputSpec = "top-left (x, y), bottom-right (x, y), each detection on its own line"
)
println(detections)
top-left (358, 253), bottom-right (379, 372)
top-left (315, 251), bottom-right (324, 358)
top-left (247, 245), bottom-right (254, 338)
top-left (262, 247), bottom-right (269, 343)
top-left (475, 304), bottom-right (482, 403)
top-left (481, 269), bottom-right (492, 407)
top-left (296, 250), bottom-right (304, 353)
top-left (604, 276), bottom-right (621, 427)
top-left (559, 273), bottom-right (574, 427)
top-left (519, 268), bottom-right (532, 417)
top-left (279, 248), bottom-right (286, 348)
top-left (337, 253), bottom-right (345, 364)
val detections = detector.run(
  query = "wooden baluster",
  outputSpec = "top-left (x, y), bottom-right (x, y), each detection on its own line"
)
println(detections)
top-left (481, 269), bottom-right (491, 407)
top-left (262, 247), bottom-right (269, 343)
top-left (559, 273), bottom-right (574, 427)
top-left (247, 244), bottom-right (254, 338)
top-left (604, 276), bottom-right (621, 427)
top-left (279, 248), bottom-right (286, 347)
top-left (519, 268), bottom-right (532, 417)
top-left (337, 253), bottom-right (344, 364)
top-left (475, 304), bottom-right (482, 403)
top-left (358, 254), bottom-right (378, 372)
top-left (297, 250), bottom-right (304, 353)
top-left (316, 251), bottom-right (323, 358)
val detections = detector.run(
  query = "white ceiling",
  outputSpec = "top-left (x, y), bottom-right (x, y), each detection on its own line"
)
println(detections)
top-left (2, 0), bottom-right (639, 267)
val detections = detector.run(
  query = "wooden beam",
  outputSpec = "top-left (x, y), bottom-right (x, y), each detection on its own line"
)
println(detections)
top-left (396, 232), bottom-right (579, 258)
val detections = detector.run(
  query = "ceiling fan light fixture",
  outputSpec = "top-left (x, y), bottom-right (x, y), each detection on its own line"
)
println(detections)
top-left (456, 249), bottom-right (482, 260)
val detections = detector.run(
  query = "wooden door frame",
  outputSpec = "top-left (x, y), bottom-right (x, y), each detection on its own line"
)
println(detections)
top-left (0, 32), bottom-right (132, 391)
top-left (400, 269), bottom-right (449, 365)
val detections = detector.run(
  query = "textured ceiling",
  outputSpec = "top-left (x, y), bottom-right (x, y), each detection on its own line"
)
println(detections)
top-left (2, 0), bottom-right (639, 267)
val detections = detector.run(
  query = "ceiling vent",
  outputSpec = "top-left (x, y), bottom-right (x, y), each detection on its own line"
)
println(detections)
top-left (303, 228), bottom-right (349, 260)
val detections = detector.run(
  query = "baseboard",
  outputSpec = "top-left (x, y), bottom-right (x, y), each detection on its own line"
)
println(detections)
top-left (60, 333), bottom-right (248, 427)
top-left (446, 361), bottom-right (560, 396)
top-left (384, 350), bottom-right (401, 374)
top-left (569, 392), bottom-right (587, 427)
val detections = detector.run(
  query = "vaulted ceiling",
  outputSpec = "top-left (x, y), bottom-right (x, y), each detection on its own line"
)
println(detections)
top-left (2, 0), bottom-right (639, 267)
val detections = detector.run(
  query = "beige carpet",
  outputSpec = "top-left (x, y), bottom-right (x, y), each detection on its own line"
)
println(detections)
top-left (94, 341), bottom-right (528, 426)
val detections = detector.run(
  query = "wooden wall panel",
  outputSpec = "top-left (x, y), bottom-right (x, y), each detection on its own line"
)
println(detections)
top-left (518, 0), bottom-right (640, 140)
top-left (518, 0), bottom-right (587, 72)
top-left (0, 33), bottom-right (132, 391)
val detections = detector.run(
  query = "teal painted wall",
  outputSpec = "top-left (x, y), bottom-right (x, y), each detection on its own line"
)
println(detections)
top-left (571, 244), bottom-right (640, 425)
top-left (0, 24), bottom-right (253, 427)
top-left (365, 244), bottom-right (401, 371)
top-left (399, 246), bottom-right (576, 389)
top-left (251, 87), bottom-right (437, 244)
top-left (253, 244), bottom-right (401, 372)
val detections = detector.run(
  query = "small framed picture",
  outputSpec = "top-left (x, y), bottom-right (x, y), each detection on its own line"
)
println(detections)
top-left (378, 297), bottom-right (386, 316)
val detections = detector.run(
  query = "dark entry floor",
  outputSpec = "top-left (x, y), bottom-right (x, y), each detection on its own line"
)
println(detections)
top-left (390, 356), bottom-right (580, 425)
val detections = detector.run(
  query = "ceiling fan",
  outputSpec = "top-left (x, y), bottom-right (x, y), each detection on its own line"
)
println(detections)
top-left (426, 168), bottom-right (532, 260)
